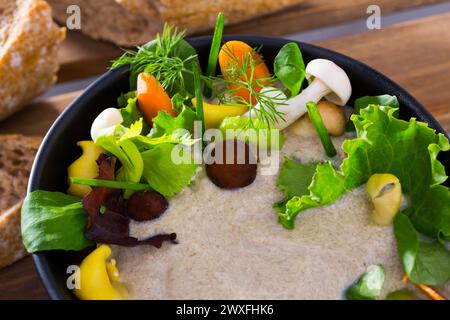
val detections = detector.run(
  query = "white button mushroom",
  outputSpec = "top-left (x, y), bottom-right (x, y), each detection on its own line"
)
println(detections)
top-left (90, 108), bottom-right (124, 142)
top-left (275, 59), bottom-right (352, 130)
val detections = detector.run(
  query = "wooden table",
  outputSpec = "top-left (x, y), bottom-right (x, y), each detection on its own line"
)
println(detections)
top-left (1, 0), bottom-right (449, 300)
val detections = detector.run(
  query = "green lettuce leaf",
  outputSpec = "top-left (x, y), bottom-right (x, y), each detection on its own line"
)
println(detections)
top-left (21, 191), bottom-right (92, 253)
top-left (141, 143), bottom-right (199, 197)
top-left (347, 95), bottom-right (399, 131)
top-left (277, 105), bottom-right (450, 240)
top-left (219, 116), bottom-right (285, 150)
top-left (149, 108), bottom-right (196, 138)
top-left (394, 213), bottom-right (450, 285)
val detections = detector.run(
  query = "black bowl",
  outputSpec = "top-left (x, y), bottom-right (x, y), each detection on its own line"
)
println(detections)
top-left (29, 35), bottom-right (449, 300)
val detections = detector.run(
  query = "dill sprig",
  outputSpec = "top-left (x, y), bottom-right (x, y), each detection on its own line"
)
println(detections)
top-left (111, 24), bottom-right (197, 93)
top-left (212, 45), bottom-right (286, 128)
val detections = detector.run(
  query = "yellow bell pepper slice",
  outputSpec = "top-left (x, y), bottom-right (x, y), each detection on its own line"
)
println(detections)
top-left (67, 141), bottom-right (104, 198)
top-left (366, 173), bottom-right (402, 225)
top-left (192, 98), bottom-right (248, 129)
top-left (74, 244), bottom-right (128, 300)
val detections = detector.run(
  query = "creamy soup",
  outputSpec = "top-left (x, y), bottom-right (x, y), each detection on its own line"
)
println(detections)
top-left (112, 126), bottom-right (448, 299)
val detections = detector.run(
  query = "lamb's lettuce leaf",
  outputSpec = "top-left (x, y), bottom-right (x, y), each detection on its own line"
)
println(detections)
top-left (21, 191), bottom-right (93, 253)
top-left (394, 213), bottom-right (450, 285)
top-left (141, 143), bottom-right (199, 197)
top-left (276, 105), bottom-right (450, 242)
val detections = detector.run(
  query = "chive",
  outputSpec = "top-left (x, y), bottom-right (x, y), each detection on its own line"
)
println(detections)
top-left (206, 12), bottom-right (225, 78)
top-left (193, 62), bottom-right (205, 140)
top-left (306, 101), bottom-right (337, 158)
top-left (71, 178), bottom-right (151, 191)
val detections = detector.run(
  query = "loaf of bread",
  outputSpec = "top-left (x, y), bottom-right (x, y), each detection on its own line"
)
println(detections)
top-left (0, 135), bottom-right (41, 269)
top-left (48, 0), bottom-right (303, 46)
top-left (0, 0), bottom-right (65, 121)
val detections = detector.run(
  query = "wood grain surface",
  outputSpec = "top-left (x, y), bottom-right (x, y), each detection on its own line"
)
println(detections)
top-left (1, 4), bottom-right (449, 300)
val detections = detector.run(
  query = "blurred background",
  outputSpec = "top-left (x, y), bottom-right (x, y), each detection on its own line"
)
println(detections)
top-left (0, 0), bottom-right (449, 299)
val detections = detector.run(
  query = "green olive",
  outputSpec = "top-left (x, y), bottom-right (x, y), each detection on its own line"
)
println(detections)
top-left (366, 173), bottom-right (402, 225)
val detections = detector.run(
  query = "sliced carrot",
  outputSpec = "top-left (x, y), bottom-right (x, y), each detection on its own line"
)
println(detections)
top-left (137, 72), bottom-right (175, 124)
top-left (218, 40), bottom-right (271, 105)
top-left (402, 274), bottom-right (447, 300)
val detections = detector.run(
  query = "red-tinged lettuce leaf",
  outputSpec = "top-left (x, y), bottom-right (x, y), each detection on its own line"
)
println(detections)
top-left (82, 154), bottom-right (117, 228)
top-left (83, 156), bottom-right (177, 248)
top-left (276, 105), bottom-right (450, 241)
top-left (85, 200), bottom-right (177, 248)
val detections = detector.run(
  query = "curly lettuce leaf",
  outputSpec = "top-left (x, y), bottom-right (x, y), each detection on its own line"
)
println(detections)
top-left (141, 143), bottom-right (199, 197)
top-left (149, 108), bottom-right (196, 138)
top-left (219, 116), bottom-right (285, 150)
top-left (277, 105), bottom-right (450, 241)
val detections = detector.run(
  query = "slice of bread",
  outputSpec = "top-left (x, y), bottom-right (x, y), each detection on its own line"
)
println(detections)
top-left (0, 135), bottom-right (41, 269)
top-left (47, 0), bottom-right (303, 46)
top-left (0, 0), bottom-right (66, 121)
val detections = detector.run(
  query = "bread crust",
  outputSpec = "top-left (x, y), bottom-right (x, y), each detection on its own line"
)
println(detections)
top-left (0, 202), bottom-right (26, 269)
top-left (0, 135), bottom-right (41, 269)
top-left (0, 0), bottom-right (66, 121)
top-left (48, 0), bottom-right (303, 46)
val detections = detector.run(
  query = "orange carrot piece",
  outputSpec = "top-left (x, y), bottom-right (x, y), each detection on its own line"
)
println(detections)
top-left (402, 274), bottom-right (447, 300)
top-left (218, 40), bottom-right (271, 105)
top-left (137, 72), bottom-right (175, 124)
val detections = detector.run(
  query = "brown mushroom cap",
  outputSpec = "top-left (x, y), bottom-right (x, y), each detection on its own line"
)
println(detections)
top-left (205, 139), bottom-right (257, 189)
top-left (127, 191), bottom-right (168, 222)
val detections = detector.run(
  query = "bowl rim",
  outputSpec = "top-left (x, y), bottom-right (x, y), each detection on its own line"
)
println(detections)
top-left (29, 34), bottom-right (447, 300)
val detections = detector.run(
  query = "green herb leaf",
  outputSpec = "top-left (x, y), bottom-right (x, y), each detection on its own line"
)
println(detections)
top-left (394, 213), bottom-right (450, 285)
top-left (274, 42), bottom-right (305, 97)
top-left (112, 24), bottom-right (201, 96)
top-left (141, 143), bottom-right (199, 197)
top-left (346, 265), bottom-right (385, 300)
top-left (21, 191), bottom-right (93, 253)
top-left (306, 101), bottom-right (337, 157)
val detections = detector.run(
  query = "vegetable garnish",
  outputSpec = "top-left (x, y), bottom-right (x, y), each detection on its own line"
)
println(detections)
top-left (71, 178), bottom-right (151, 191)
top-left (306, 101), bottom-right (337, 157)
top-left (206, 12), bottom-right (225, 79)
top-left (82, 155), bottom-right (177, 248)
top-left (74, 244), bottom-right (128, 300)
top-left (215, 41), bottom-right (286, 128)
top-left (274, 42), bottom-right (305, 97)
top-left (401, 274), bottom-right (447, 300)
top-left (276, 105), bottom-right (450, 236)
top-left (21, 191), bottom-right (93, 253)
top-left (111, 24), bottom-right (200, 96)
top-left (193, 62), bottom-right (205, 138)
top-left (347, 95), bottom-right (399, 131)
top-left (141, 143), bottom-right (200, 197)
top-left (394, 214), bottom-right (450, 285)
top-left (82, 154), bottom-right (118, 228)
top-left (137, 72), bottom-right (175, 124)
top-left (346, 265), bottom-right (385, 300)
